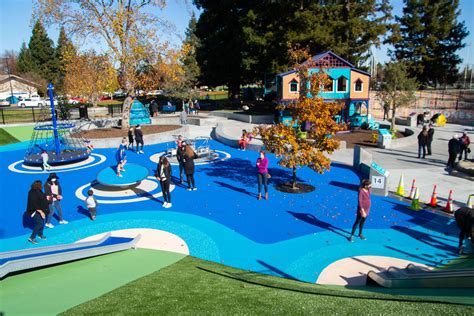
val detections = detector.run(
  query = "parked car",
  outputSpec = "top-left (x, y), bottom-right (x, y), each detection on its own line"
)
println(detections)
top-left (113, 90), bottom-right (127, 98)
top-left (18, 98), bottom-right (45, 107)
top-left (147, 90), bottom-right (164, 96)
top-left (68, 97), bottom-right (87, 104)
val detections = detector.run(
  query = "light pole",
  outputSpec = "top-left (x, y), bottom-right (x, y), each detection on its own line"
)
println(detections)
top-left (47, 83), bottom-right (61, 156)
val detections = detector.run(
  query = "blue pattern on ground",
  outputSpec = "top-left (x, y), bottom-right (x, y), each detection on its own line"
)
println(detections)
top-left (0, 140), bottom-right (459, 282)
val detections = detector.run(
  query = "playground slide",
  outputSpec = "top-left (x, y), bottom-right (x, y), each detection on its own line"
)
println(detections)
top-left (0, 233), bottom-right (141, 278)
top-left (367, 264), bottom-right (474, 288)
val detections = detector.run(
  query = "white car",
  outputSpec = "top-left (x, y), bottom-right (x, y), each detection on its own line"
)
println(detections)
top-left (18, 98), bottom-right (45, 107)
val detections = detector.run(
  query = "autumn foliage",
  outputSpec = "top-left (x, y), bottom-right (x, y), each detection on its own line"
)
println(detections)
top-left (254, 58), bottom-right (344, 189)
top-left (63, 51), bottom-right (118, 106)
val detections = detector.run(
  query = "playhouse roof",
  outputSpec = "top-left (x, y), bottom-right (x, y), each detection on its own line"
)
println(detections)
top-left (277, 51), bottom-right (370, 77)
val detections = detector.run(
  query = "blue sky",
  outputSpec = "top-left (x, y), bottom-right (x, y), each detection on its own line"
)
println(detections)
top-left (1, 0), bottom-right (473, 67)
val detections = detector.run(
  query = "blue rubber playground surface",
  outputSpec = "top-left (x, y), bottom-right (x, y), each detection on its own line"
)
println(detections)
top-left (0, 140), bottom-right (460, 283)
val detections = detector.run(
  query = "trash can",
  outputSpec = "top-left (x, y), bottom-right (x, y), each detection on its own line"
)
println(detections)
top-left (79, 105), bottom-right (88, 119)
top-left (369, 162), bottom-right (389, 196)
top-left (377, 129), bottom-right (392, 149)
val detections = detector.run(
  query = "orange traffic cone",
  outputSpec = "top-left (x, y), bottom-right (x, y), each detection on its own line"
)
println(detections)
top-left (429, 185), bottom-right (438, 207)
top-left (443, 190), bottom-right (454, 213)
top-left (408, 179), bottom-right (416, 199)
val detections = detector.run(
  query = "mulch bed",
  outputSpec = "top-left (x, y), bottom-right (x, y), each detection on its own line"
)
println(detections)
top-left (334, 129), bottom-right (405, 149)
top-left (80, 125), bottom-right (181, 139)
top-left (276, 183), bottom-right (315, 193)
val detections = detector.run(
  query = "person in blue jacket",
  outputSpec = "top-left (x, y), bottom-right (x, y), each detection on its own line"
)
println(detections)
top-left (116, 138), bottom-right (128, 177)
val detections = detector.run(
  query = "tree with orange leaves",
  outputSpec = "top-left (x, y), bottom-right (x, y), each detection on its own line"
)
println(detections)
top-left (254, 58), bottom-right (344, 191)
top-left (34, 0), bottom-right (174, 129)
top-left (64, 51), bottom-right (119, 107)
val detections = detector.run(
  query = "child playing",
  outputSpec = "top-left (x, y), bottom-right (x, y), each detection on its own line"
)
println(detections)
top-left (128, 127), bottom-right (135, 151)
top-left (115, 138), bottom-right (127, 177)
top-left (41, 150), bottom-right (51, 171)
top-left (85, 189), bottom-right (98, 220)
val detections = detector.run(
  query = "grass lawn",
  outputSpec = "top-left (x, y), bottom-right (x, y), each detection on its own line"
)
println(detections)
top-left (63, 256), bottom-right (474, 315)
top-left (0, 128), bottom-right (19, 145)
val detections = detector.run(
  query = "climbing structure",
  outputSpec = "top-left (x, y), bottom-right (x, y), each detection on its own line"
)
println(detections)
top-left (129, 99), bottom-right (151, 126)
top-left (23, 84), bottom-right (90, 166)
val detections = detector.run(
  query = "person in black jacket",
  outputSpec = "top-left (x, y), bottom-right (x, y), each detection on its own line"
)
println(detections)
top-left (127, 127), bottom-right (134, 151)
top-left (183, 143), bottom-right (198, 191)
top-left (426, 124), bottom-right (435, 155)
top-left (156, 155), bottom-right (172, 208)
top-left (417, 126), bottom-right (428, 159)
top-left (26, 180), bottom-right (49, 244)
top-left (447, 135), bottom-right (461, 169)
top-left (176, 141), bottom-right (186, 184)
top-left (134, 125), bottom-right (144, 154)
top-left (455, 206), bottom-right (474, 254)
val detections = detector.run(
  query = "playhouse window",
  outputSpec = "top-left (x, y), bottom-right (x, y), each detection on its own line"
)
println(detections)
top-left (337, 77), bottom-right (347, 92)
top-left (354, 79), bottom-right (363, 92)
top-left (289, 80), bottom-right (298, 93)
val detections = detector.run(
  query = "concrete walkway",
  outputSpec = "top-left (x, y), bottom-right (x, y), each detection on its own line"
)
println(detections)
top-left (212, 118), bottom-right (473, 208)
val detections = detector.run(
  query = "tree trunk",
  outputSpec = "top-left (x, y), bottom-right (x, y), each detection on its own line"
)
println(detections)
top-left (121, 96), bottom-right (133, 130)
top-left (228, 82), bottom-right (240, 100)
top-left (390, 105), bottom-right (396, 131)
top-left (292, 166), bottom-right (297, 189)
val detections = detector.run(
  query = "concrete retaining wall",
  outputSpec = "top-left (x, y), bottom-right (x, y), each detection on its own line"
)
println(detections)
top-left (214, 122), bottom-right (264, 151)
top-left (210, 111), bottom-right (273, 124)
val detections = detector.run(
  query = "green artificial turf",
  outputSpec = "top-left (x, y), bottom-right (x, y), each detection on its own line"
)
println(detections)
top-left (0, 249), bottom-right (186, 315)
top-left (1, 125), bottom-right (34, 141)
top-left (0, 128), bottom-right (19, 145)
top-left (63, 256), bottom-right (474, 315)
top-left (437, 254), bottom-right (474, 270)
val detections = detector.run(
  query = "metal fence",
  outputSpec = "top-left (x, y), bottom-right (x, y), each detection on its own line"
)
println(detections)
top-left (0, 107), bottom-right (82, 124)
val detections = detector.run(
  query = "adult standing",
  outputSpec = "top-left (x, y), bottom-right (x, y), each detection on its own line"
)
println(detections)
top-left (383, 102), bottom-right (390, 121)
top-left (417, 126), bottom-right (428, 159)
top-left (176, 138), bottom-right (186, 184)
top-left (180, 108), bottom-right (188, 125)
top-left (115, 138), bottom-right (127, 177)
top-left (194, 99), bottom-right (200, 115)
top-left (349, 179), bottom-right (372, 242)
top-left (426, 124), bottom-right (435, 156)
top-left (459, 132), bottom-right (471, 161)
top-left (256, 150), bottom-right (269, 200)
top-left (44, 173), bottom-right (68, 228)
top-left (156, 155), bottom-right (172, 208)
top-left (134, 124), bottom-right (145, 154)
top-left (26, 180), bottom-right (49, 244)
top-left (183, 143), bottom-right (198, 191)
top-left (447, 134), bottom-right (461, 170)
top-left (150, 99), bottom-right (158, 117)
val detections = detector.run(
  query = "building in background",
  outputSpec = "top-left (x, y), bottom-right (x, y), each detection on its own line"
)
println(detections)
top-left (0, 74), bottom-right (40, 102)
top-left (276, 51), bottom-right (371, 123)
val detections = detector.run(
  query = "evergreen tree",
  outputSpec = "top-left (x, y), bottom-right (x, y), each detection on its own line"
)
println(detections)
top-left (28, 20), bottom-right (58, 84)
top-left (182, 12), bottom-right (200, 87)
top-left (391, 0), bottom-right (468, 86)
top-left (17, 42), bottom-right (37, 74)
top-left (56, 26), bottom-right (76, 91)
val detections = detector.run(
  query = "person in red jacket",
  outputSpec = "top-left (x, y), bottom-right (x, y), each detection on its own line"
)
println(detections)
top-left (349, 179), bottom-right (372, 242)
top-left (459, 132), bottom-right (471, 161)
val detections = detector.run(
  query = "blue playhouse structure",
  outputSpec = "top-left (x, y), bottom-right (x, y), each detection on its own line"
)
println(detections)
top-left (276, 51), bottom-right (379, 130)
top-left (129, 99), bottom-right (151, 126)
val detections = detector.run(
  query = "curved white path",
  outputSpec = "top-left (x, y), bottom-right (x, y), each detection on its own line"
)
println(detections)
top-left (316, 255), bottom-right (430, 286)
top-left (77, 228), bottom-right (189, 255)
